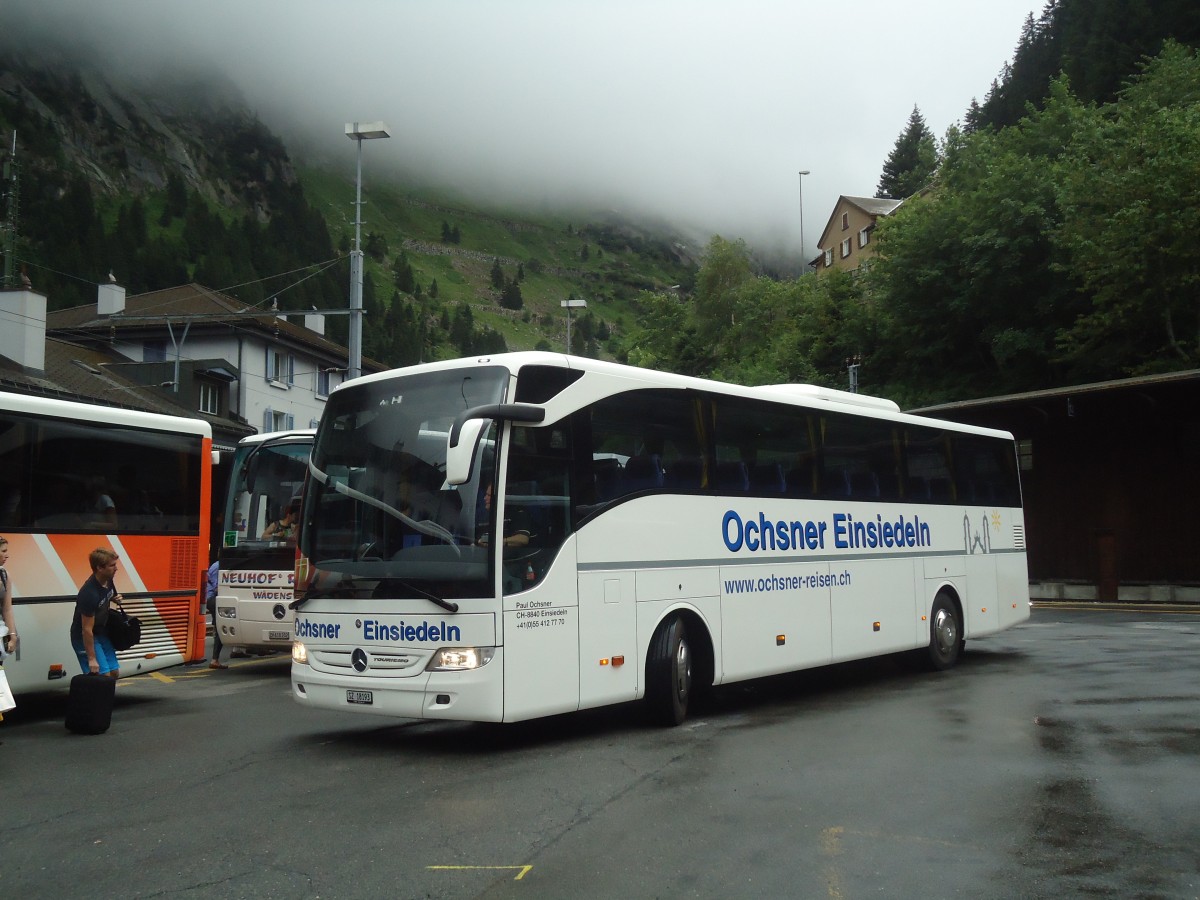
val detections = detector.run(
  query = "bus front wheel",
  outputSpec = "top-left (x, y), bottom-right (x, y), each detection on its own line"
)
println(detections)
top-left (646, 615), bottom-right (691, 726)
top-left (925, 593), bottom-right (964, 671)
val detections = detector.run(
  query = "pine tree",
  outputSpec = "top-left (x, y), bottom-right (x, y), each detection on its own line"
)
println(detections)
top-left (490, 258), bottom-right (504, 289)
top-left (876, 106), bottom-right (940, 199)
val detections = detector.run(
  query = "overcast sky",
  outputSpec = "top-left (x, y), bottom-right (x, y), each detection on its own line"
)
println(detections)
top-left (9, 0), bottom-right (1045, 268)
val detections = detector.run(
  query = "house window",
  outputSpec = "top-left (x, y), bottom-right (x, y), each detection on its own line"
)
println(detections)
top-left (198, 381), bottom-right (220, 415)
top-left (840, 238), bottom-right (852, 259)
top-left (858, 227), bottom-right (870, 248)
top-left (263, 408), bottom-right (295, 433)
top-left (841, 212), bottom-right (849, 230)
top-left (823, 248), bottom-right (833, 267)
top-left (316, 368), bottom-right (331, 398)
top-left (266, 347), bottom-right (294, 386)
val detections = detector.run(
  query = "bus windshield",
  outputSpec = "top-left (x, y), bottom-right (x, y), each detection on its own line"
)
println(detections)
top-left (224, 439), bottom-right (311, 545)
top-left (300, 366), bottom-right (508, 600)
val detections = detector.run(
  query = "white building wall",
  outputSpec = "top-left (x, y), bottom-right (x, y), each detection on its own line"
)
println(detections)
top-left (117, 329), bottom-right (343, 434)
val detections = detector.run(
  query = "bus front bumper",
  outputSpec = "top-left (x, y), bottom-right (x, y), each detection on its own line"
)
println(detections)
top-left (290, 651), bottom-right (505, 723)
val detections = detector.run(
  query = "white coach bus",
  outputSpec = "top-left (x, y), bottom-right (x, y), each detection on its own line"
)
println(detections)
top-left (290, 352), bottom-right (1028, 726)
top-left (214, 429), bottom-right (314, 654)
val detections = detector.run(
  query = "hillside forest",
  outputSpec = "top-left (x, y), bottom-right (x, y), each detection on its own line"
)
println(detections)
top-left (2, 0), bottom-right (1199, 406)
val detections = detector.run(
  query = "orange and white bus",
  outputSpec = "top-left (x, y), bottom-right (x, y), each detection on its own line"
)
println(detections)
top-left (0, 391), bottom-right (212, 694)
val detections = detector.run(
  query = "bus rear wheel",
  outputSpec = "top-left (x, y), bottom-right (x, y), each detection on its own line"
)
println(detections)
top-left (646, 615), bottom-right (691, 726)
top-left (925, 593), bottom-right (964, 671)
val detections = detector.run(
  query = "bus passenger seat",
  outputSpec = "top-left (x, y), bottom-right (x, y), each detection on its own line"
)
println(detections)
top-left (750, 463), bottom-right (787, 495)
top-left (593, 458), bottom-right (622, 501)
top-left (623, 454), bottom-right (664, 492)
top-left (666, 458), bottom-right (704, 491)
top-left (714, 461), bottom-right (749, 493)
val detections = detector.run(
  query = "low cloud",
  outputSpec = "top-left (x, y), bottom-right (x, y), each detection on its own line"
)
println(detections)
top-left (5, 0), bottom-right (1042, 269)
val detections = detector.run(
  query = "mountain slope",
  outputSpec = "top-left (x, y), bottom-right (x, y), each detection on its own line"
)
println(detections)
top-left (0, 50), bottom-right (697, 364)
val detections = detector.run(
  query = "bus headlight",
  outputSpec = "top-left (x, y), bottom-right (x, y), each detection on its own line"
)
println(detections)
top-left (292, 641), bottom-right (309, 665)
top-left (427, 647), bottom-right (495, 671)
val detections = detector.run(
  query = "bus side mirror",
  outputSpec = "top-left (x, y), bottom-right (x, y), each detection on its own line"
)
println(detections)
top-left (446, 419), bottom-right (489, 485)
top-left (446, 403), bottom-right (546, 485)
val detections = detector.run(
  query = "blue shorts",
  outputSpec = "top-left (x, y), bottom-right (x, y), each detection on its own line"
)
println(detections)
top-left (71, 634), bottom-right (121, 675)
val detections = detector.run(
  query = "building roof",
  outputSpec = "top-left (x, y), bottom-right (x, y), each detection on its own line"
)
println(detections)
top-left (842, 196), bottom-right (905, 217)
top-left (0, 335), bottom-right (256, 445)
top-left (911, 369), bottom-right (1200, 416)
top-left (46, 282), bottom-right (380, 367)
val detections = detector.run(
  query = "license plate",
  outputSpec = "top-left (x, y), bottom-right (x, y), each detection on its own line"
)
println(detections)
top-left (268, 631), bottom-right (290, 641)
top-left (346, 690), bottom-right (373, 705)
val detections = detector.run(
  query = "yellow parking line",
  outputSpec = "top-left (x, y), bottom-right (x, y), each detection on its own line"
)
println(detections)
top-left (149, 671), bottom-right (175, 684)
top-left (427, 866), bottom-right (533, 881)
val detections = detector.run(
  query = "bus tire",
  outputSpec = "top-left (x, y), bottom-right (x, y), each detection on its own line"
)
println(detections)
top-left (646, 615), bottom-right (691, 726)
top-left (925, 592), bottom-right (963, 671)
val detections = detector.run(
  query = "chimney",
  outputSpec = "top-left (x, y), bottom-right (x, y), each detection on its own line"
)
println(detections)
top-left (304, 311), bottom-right (326, 336)
top-left (0, 288), bottom-right (48, 372)
top-left (98, 280), bottom-right (126, 316)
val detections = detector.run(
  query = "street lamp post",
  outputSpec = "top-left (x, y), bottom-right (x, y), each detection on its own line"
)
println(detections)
top-left (560, 297), bottom-right (587, 354)
top-left (798, 170), bottom-right (810, 271)
top-left (345, 121), bottom-right (391, 380)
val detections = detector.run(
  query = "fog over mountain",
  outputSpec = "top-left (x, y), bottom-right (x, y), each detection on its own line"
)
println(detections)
top-left (5, 0), bottom-right (1042, 269)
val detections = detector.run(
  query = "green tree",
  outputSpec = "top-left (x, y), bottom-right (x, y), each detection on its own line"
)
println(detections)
top-left (365, 230), bottom-right (388, 261)
top-left (867, 89), bottom-right (1092, 401)
top-left (1056, 42), bottom-right (1200, 373)
top-left (391, 250), bottom-right (415, 294)
top-left (500, 278), bottom-right (524, 310)
top-left (490, 257), bottom-right (504, 289)
top-left (876, 106), bottom-right (939, 199)
top-left (692, 235), bottom-right (754, 348)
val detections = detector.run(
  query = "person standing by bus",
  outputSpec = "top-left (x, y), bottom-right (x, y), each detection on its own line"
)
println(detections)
top-left (0, 536), bottom-right (16, 658)
top-left (70, 548), bottom-right (124, 678)
top-left (207, 559), bottom-right (229, 669)
top-left (0, 536), bottom-right (14, 726)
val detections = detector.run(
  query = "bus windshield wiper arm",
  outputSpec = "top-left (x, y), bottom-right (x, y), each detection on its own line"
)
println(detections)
top-left (396, 580), bottom-right (459, 614)
top-left (290, 575), bottom-right (359, 608)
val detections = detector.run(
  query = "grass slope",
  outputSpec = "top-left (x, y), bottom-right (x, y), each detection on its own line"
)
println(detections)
top-left (299, 165), bottom-right (695, 355)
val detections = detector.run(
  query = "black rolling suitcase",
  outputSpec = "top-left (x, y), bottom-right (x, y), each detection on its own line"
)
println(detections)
top-left (65, 673), bottom-right (116, 734)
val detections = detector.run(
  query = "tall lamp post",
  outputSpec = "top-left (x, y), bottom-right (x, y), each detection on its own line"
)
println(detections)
top-left (345, 121), bottom-right (391, 380)
top-left (560, 297), bottom-right (587, 354)
top-left (798, 169), bottom-right (810, 271)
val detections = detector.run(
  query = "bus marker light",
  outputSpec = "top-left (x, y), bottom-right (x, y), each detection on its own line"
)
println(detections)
top-left (981, 607), bottom-right (988, 613)
top-left (612, 656), bottom-right (624, 667)
top-left (776, 635), bottom-right (786, 646)
top-left (873, 622), bottom-right (881, 632)
top-left (48, 664), bottom-right (67, 680)
top-left (436, 694), bottom-right (451, 705)
top-left (600, 658), bottom-right (609, 666)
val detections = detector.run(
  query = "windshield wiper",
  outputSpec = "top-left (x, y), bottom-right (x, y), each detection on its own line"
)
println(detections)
top-left (290, 577), bottom-right (459, 614)
top-left (394, 580), bottom-right (460, 614)
top-left (289, 573), bottom-right (360, 609)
